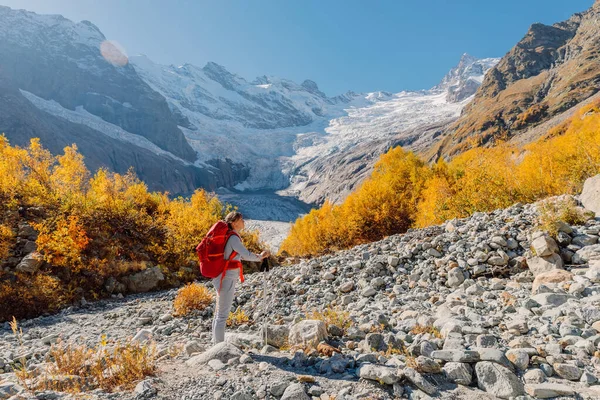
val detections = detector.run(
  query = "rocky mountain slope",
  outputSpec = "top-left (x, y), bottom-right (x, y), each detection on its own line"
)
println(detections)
top-left (1, 177), bottom-right (600, 399)
top-left (432, 0), bottom-right (600, 158)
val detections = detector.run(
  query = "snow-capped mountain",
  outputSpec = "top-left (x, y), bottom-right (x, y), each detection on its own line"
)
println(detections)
top-left (0, 5), bottom-right (498, 214)
top-left (131, 53), bottom-right (499, 201)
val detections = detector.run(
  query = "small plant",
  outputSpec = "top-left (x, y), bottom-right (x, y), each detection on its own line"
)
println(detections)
top-left (536, 197), bottom-right (591, 238)
top-left (305, 307), bottom-right (353, 335)
top-left (227, 307), bottom-right (251, 327)
top-left (26, 337), bottom-right (157, 393)
top-left (10, 318), bottom-right (33, 389)
top-left (173, 282), bottom-right (213, 317)
top-left (410, 324), bottom-right (442, 339)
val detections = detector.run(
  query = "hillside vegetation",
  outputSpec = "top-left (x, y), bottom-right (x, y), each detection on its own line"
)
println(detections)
top-left (280, 101), bottom-right (600, 257)
top-left (0, 137), bottom-right (261, 321)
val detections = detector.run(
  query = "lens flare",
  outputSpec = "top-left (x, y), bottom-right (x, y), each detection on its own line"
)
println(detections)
top-left (100, 40), bottom-right (128, 67)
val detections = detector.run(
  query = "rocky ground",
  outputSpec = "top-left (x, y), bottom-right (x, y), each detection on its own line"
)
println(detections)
top-left (2, 179), bottom-right (600, 400)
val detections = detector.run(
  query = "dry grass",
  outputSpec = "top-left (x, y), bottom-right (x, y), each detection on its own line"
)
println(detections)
top-left (305, 307), bottom-right (353, 335)
top-left (32, 336), bottom-right (157, 393)
top-left (536, 197), bottom-right (592, 238)
top-left (410, 324), bottom-right (442, 339)
top-left (12, 319), bottom-right (156, 393)
top-left (226, 307), bottom-right (251, 327)
top-left (173, 282), bottom-right (213, 317)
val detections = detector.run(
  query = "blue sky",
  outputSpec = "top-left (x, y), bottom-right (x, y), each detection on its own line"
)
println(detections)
top-left (0, 0), bottom-right (593, 95)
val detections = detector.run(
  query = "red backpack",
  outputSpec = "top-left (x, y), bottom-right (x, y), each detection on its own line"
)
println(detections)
top-left (196, 221), bottom-right (242, 281)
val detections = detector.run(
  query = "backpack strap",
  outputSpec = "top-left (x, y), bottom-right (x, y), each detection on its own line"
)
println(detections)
top-left (218, 231), bottom-right (244, 292)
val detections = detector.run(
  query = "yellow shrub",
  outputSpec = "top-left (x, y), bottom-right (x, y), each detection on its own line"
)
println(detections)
top-left (536, 197), bottom-right (591, 237)
top-left (0, 224), bottom-right (14, 260)
top-left (227, 308), bottom-right (251, 327)
top-left (281, 147), bottom-right (428, 256)
top-left (410, 324), bottom-right (442, 339)
top-left (0, 272), bottom-right (66, 321)
top-left (34, 215), bottom-right (89, 270)
top-left (173, 283), bottom-right (213, 316)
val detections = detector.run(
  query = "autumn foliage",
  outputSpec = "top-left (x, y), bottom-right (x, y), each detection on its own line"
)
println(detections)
top-left (0, 136), bottom-right (263, 321)
top-left (281, 102), bottom-right (600, 257)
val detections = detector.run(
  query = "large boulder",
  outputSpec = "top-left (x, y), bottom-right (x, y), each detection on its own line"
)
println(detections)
top-left (581, 174), bottom-right (600, 216)
top-left (262, 325), bottom-right (290, 348)
top-left (475, 361), bottom-right (524, 399)
top-left (573, 244), bottom-right (600, 264)
top-left (288, 320), bottom-right (327, 348)
top-left (526, 254), bottom-right (564, 277)
top-left (532, 270), bottom-right (573, 293)
top-left (120, 266), bottom-right (164, 293)
top-left (15, 252), bottom-right (44, 273)
top-left (186, 342), bottom-right (242, 367)
top-left (530, 232), bottom-right (559, 257)
top-left (280, 383), bottom-right (310, 400)
top-left (358, 364), bottom-right (400, 384)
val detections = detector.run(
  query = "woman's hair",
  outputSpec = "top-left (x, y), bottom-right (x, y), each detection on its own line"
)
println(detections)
top-left (224, 211), bottom-right (243, 228)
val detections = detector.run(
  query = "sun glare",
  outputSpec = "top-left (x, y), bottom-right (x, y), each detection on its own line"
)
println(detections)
top-left (100, 40), bottom-right (128, 67)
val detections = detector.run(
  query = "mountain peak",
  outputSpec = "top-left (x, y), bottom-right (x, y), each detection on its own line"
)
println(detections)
top-left (301, 79), bottom-right (326, 98)
top-left (432, 53), bottom-right (499, 102)
top-left (202, 62), bottom-right (245, 90)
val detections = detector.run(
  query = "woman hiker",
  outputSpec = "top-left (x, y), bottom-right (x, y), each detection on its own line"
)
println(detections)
top-left (212, 211), bottom-right (269, 344)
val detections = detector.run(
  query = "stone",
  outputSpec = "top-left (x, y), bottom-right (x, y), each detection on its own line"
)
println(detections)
top-left (532, 269), bottom-right (573, 293)
top-left (263, 325), bottom-right (290, 348)
top-left (270, 382), bottom-right (290, 397)
top-left (15, 252), bottom-right (43, 273)
top-left (552, 363), bottom-right (582, 381)
top-left (186, 342), bottom-right (243, 367)
top-left (415, 356), bottom-right (440, 373)
top-left (523, 369), bottom-right (546, 384)
top-left (281, 383), bottom-right (310, 400)
top-left (120, 266), bottom-right (164, 293)
top-left (442, 362), bottom-right (473, 385)
top-left (339, 281), bottom-right (354, 293)
top-left (288, 320), bottom-right (327, 348)
top-left (403, 367), bottom-right (437, 395)
top-left (208, 359), bottom-right (226, 371)
top-left (430, 350), bottom-right (479, 363)
top-left (132, 329), bottom-right (152, 344)
top-left (573, 234), bottom-right (598, 247)
top-left (586, 267), bottom-right (600, 283)
top-left (322, 272), bottom-right (335, 281)
top-left (41, 333), bottom-right (59, 345)
top-left (358, 364), bottom-right (400, 384)
top-left (531, 293), bottom-right (572, 307)
top-left (362, 333), bottom-right (386, 352)
top-left (476, 335), bottom-right (498, 348)
top-left (447, 268), bottom-right (465, 288)
top-left (581, 174), bottom-right (600, 216)
top-left (361, 286), bottom-right (377, 297)
top-left (475, 361), bottom-right (524, 399)
top-left (573, 244), bottom-right (600, 264)
top-left (505, 349), bottom-right (529, 370)
top-left (134, 379), bottom-right (155, 396)
top-left (0, 382), bottom-right (23, 399)
top-left (526, 254), bottom-right (564, 277)
top-left (184, 340), bottom-right (203, 355)
top-left (531, 232), bottom-right (559, 256)
top-left (524, 383), bottom-right (575, 398)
